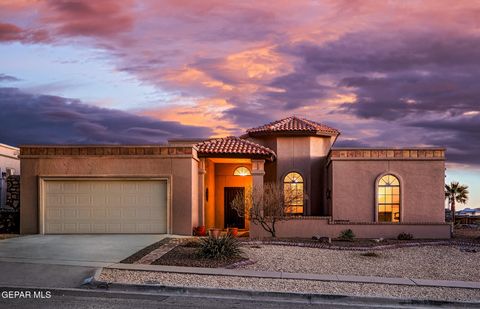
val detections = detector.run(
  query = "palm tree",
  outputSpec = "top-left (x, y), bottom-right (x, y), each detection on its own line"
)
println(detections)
top-left (445, 181), bottom-right (469, 223)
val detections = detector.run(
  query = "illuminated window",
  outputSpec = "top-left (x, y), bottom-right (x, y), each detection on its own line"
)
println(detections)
top-left (283, 172), bottom-right (304, 215)
top-left (233, 166), bottom-right (251, 176)
top-left (377, 174), bottom-right (400, 222)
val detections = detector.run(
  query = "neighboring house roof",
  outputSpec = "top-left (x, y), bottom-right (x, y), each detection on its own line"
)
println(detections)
top-left (456, 208), bottom-right (480, 216)
top-left (196, 136), bottom-right (276, 161)
top-left (0, 143), bottom-right (20, 160)
top-left (246, 116), bottom-right (340, 137)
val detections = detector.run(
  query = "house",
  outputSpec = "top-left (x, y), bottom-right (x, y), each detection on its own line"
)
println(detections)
top-left (19, 116), bottom-right (450, 238)
top-left (0, 143), bottom-right (20, 209)
top-left (455, 208), bottom-right (480, 225)
top-left (456, 208), bottom-right (480, 217)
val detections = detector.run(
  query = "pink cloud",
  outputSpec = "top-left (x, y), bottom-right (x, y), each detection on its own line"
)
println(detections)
top-left (2, 0), bottom-right (480, 165)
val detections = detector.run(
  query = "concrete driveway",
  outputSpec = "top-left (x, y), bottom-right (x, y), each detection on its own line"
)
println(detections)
top-left (0, 234), bottom-right (167, 267)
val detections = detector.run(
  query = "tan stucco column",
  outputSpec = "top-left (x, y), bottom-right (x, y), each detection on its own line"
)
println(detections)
top-left (251, 159), bottom-right (265, 190)
top-left (198, 158), bottom-right (206, 226)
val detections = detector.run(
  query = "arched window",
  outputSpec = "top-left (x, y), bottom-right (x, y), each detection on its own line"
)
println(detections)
top-left (283, 172), bottom-right (304, 215)
top-left (233, 166), bottom-right (251, 176)
top-left (377, 174), bottom-right (400, 222)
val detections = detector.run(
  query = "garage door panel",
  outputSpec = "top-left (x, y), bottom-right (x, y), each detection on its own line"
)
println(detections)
top-left (43, 179), bottom-right (167, 234)
top-left (46, 208), bottom-right (62, 220)
top-left (78, 209), bottom-right (91, 219)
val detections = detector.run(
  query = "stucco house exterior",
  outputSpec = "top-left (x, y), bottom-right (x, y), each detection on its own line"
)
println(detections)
top-left (0, 143), bottom-right (20, 209)
top-left (19, 116), bottom-right (450, 238)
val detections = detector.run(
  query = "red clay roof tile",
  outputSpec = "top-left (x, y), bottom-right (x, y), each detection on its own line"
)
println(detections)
top-left (197, 136), bottom-right (275, 160)
top-left (246, 116), bottom-right (339, 136)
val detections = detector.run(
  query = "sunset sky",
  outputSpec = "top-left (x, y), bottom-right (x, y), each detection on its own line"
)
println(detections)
top-left (0, 0), bottom-right (479, 208)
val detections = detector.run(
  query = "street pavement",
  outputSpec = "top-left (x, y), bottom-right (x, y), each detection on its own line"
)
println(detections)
top-left (0, 262), bottom-right (96, 288)
top-left (1, 287), bottom-right (472, 309)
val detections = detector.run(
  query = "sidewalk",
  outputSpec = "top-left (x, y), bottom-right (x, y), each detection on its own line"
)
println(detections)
top-left (103, 263), bottom-right (480, 290)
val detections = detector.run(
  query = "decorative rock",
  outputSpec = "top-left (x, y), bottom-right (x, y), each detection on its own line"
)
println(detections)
top-left (5, 175), bottom-right (20, 210)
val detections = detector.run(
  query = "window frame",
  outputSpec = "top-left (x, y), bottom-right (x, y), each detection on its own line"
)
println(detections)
top-left (375, 173), bottom-right (402, 223)
top-left (233, 166), bottom-right (251, 176)
top-left (283, 171), bottom-right (305, 215)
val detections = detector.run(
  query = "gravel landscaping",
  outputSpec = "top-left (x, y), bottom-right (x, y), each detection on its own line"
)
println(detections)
top-left (240, 245), bottom-right (480, 281)
top-left (100, 230), bottom-right (480, 302)
top-left (99, 268), bottom-right (480, 302)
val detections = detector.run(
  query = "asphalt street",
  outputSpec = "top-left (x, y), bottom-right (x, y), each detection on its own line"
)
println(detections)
top-left (0, 288), bottom-right (449, 309)
top-left (0, 262), bottom-right (96, 288)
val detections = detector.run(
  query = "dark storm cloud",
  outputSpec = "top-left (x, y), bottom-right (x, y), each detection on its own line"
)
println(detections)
top-left (339, 72), bottom-right (480, 120)
top-left (263, 30), bottom-right (480, 165)
top-left (0, 87), bottom-right (212, 146)
top-left (221, 105), bottom-right (273, 132)
top-left (333, 139), bottom-right (370, 148)
top-left (265, 72), bottom-right (333, 109)
top-left (275, 31), bottom-right (480, 120)
top-left (211, 29), bottom-right (480, 120)
top-left (407, 115), bottom-right (480, 165)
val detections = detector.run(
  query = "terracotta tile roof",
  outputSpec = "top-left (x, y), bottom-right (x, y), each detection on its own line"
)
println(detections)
top-left (197, 136), bottom-right (276, 160)
top-left (246, 116), bottom-right (339, 136)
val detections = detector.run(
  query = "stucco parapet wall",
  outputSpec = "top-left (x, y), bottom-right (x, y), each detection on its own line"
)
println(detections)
top-left (284, 216), bottom-right (332, 220)
top-left (329, 221), bottom-right (449, 225)
top-left (283, 217), bottom-right (448, 225)
top-left (19, 145), bottom-right (198, 159)
top-left (329, 148), bottom-right (445, 161)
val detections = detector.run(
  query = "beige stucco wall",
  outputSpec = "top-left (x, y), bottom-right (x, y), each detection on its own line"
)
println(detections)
top-left (20, 146), bottom-right (198, 235)
top-left (204, 159), bottom-right (216, 229)
top-left (250, 219), bottom-right (450, 239)
top-left (252, 136), bottom-right (333, 216)
top-left (330, 159), bottom-right (445, 223)
top-left (213, 163), bottom-right (252, 229)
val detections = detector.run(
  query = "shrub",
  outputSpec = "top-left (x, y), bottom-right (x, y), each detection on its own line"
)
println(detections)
top-left (197, 235), bottom-right (243, 260)
top-left (339, 229), bottom-right (355, 241)
top-left (397, 232), bottom-right (414, 240)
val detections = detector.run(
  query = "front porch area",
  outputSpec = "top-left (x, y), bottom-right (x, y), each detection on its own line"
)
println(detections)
top-left (199, 157), bottom-right (266, 232)
top-left (196, 136), bottom-right (276, 233)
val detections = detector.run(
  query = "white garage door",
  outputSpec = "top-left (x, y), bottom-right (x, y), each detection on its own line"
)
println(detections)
top-left (42, 179), bottom-right (168, 234)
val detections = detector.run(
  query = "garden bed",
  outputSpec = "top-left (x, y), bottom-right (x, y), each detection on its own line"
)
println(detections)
top-left (151, 241), bottom-right (248, 268)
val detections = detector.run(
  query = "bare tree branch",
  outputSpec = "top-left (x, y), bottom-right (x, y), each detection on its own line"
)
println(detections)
top-left (230, 182), bottom-right (305, 238)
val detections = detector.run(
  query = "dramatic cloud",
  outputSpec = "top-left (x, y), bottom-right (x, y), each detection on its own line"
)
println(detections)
top-left (0, 22), bottom-right (49, 43)
top-left (1, 0), bottom-right (480, 167)
top-left (44, 0), bottom-right (135, 38)
top-left (407, 114), bottom-right (480, 166)
top-left (0, 87), bottom-right (212, 145)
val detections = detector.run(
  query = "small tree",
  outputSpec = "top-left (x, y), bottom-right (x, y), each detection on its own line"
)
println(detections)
top-left (445, 181), bottom-right (469, 224)
top-left (230, 182), bottom-right (304, 238)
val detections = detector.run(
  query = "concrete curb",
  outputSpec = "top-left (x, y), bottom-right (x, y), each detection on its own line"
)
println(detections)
top-left (79, 280), bottom-right (480, 308)
top-left (102, 263), bottom-right (480, 289)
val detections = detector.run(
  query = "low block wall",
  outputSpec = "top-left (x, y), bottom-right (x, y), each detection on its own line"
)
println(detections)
top-left (250, 217), bottom-right (451, 239)
top-left (6, 175), bottom-right (20, 210)
top-left (0, 175), bottom-right (20, 233)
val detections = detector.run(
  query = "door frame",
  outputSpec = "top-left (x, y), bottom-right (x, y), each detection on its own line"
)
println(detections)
top-left (38, 176), bottom-right (172, 234)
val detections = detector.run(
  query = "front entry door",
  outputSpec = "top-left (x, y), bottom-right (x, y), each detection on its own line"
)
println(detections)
top-left (224, 187), bottom-right (245, 229)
